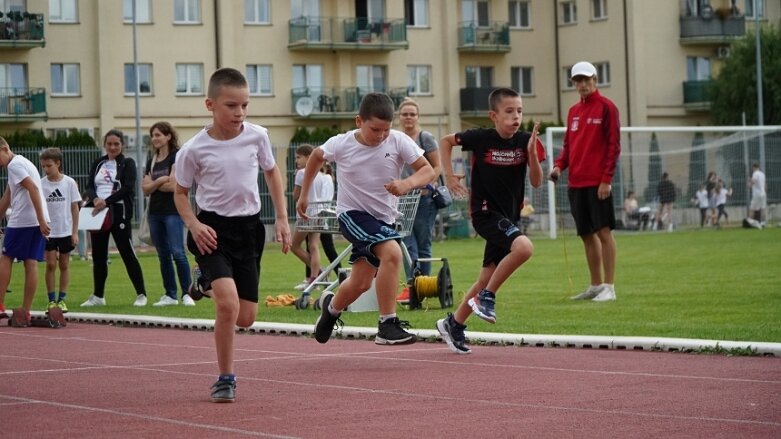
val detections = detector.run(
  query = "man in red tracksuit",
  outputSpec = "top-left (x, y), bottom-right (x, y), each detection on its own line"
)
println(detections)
top-left (549, 61), bottom-right (621, 302)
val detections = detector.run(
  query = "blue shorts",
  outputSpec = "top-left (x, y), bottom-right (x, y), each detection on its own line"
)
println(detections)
top-left (338, 210), bottom-right (400, 268)
top-left (2, 226), bottom-right (46, 261)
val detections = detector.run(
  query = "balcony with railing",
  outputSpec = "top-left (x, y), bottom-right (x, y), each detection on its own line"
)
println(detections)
top-left (0, 87), bottom-right (47, 121)
top-left (457, 21), bottom-right (510, 52)
top-left (288, 17), bottom-right (407, 51)
top-left (683, 80), bottom-right (711, 110)
top-left (680, 12), bottom-right (745, 44)
top-left (0, 11), bottom-right (45, 48)
top-left (290, 86), bottom-right (409, 117)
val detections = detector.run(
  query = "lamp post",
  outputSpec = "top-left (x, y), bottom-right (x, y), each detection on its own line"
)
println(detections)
top-left (754, 2), bottom-right (765, 171)
top-left (132, 0), bottom-right (144, 226)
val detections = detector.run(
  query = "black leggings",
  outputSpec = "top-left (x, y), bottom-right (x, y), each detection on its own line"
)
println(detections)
top-left (90, 220), bottom-right (146, 298)
top-left (305, 233), bottom-right (342, 277)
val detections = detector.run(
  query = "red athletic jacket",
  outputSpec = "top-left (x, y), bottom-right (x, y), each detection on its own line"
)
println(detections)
top-left (555, 90), bottom-right (621, 188)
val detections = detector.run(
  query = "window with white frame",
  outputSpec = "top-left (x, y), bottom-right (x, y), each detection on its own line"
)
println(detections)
top-left (560, 0), bottom-right (576, 24)
top-left (174, 0), bottom-right (201, 23)
top-left (50, 63), bottom-right (80, 96)
top-left (123, 0), bottom-right (152, 23)
top-left (686, 57), bottom-right (711, 80)
top-left (508, 1), bottom-right (530, 29)
top-left (591, 0), bottom-right (607, 20)
top-left (465, 66), bottom-right (493, 88)
top-left (564, 66), bottom-right (575, 89)
top-left (404, 0), bottom-right (429, 26)
top-left (49, 0), bottom-right (77, 22)
top-left (462, 0), bottom-right (490, 27)
top-left (2, 1), bottom-right (26, 13)
top-left (292, 64), bottom-right (323, 93)
top-left (745, 0), bottom-right (764, 18)
top-left (356, 65), bottom-right (386, 93)
top-left (124, 63), bottom-right (153, 95)
top-left (245, 0), bottom-right (270, 24)
top-left (595, 62), bottom-right (610, 85)
top-left (247, 64), bottom-right (272, 95)
top-left (175, 63), bottom-right (203, 95)
top-left (0, 63), bottom-right (27, 90)
top-left (406, 65), bottom-right (431, 95)
top-left (511, 66), bottom-right (533, 95)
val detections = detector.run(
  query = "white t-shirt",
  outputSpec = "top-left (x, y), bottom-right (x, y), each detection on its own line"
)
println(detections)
top-left (95, 160), bottom-right (117, 200)
top-left (176, 122), bottom-right (276, 217)
top-left (751, 169), bottom-right (766, 197)
top-left (6, 154), bottom-right (50, 228)
top-left (41, 175), bottom-right (81, 238)
top-left (320, 129), bottom-right (424, 224)
top-left (715, 188), bottom-right (729, 205)
top-left (295, 169), bottom-right (332, 218)
top-left (695, 189), bottom-right (709, 208)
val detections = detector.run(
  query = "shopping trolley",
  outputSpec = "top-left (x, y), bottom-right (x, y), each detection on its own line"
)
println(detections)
top-left (293, 190), bottom-right (423, 310)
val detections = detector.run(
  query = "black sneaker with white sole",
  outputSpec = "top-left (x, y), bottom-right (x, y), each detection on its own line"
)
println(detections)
top-left (436, 313), bottom-right (471, 354)
top-left (375, 317), bottom-right (416, 345)
top-left (188, 265), bottom-right (213, 301)
top-left (314, 292), bottom-right (342, 344)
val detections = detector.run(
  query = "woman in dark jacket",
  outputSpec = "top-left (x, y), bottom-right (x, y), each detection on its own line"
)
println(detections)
top-left (80, 129), bottom-right (147, 307)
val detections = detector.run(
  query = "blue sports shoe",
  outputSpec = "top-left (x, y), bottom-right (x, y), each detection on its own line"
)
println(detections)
top-left (436, 313), bottom-right (471, 354)
top-left (468, 289), bottom-right (496, 324)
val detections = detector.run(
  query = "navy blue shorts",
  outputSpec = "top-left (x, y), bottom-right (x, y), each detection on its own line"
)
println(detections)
top-left (2, 226), bottom-right (46, 261)
top-left (338, 210), bottom-right (400, 268)
top-left (471, 210), bottom-right (523, 267)
top-left (45, 236), bottom-right (75, 254)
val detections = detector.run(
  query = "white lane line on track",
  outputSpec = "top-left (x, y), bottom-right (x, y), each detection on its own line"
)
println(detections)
top-left (0, 394), bottom-right (300, 438)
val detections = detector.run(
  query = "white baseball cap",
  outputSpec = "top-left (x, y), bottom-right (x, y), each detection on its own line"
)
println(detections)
top-left (570, 61), bottom-right (597, 79)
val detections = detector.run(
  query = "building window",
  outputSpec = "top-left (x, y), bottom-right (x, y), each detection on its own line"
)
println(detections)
top-left (49, 0), bottom-right (77, 22)
top-left (123, 0), bottom-right (152, 23)
top-left (508, 1), bottom-right (530, 29)
top-left (407, 65), bottom-right (431, 95)
top-left (0, 63), bottom-right (27, 89)
top-left (511, 67), bottom-right (533, 96)
top-left (174, 0), bottom-right (201, 24)
top-left (51, 63), bottom-right (80, 96)
top-left (175, 63), bottom-right (203, 95)
top-left (745, 0), bottom-right (764, 18)
top-left (356, 65), bottom-right (387, 93)
top-left (404, 0), bottom-right (429, 26)
top-left (465, 66), bottom-right (493, 88)
top-left (245, 0), bottom-right (270, 24)
top-left (462, 0), bottom-right (489, 27)
top-left (292, 64), bottom-right (324, 93)
top-left (560, 1), bottom-right (577, 24)
top-left (591, 0), bottom-right (607, 20)
top-left (124, 63), bottom-right (153, 95)
top-left (686, 57), bottom-right (711, 80)
top-left (247, 64), bottom-right (272, 95)
top-left (595, 62), bottom-right (610, 85)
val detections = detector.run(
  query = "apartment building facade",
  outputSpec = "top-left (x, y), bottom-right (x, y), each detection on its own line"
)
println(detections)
top-left (0, 0), bottom-right (777, 150)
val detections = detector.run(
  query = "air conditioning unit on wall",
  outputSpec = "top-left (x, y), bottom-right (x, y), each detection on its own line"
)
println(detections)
top-left (716, 46), bottom-right (731, 59)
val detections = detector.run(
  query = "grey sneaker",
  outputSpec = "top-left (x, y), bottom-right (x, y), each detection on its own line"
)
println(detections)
top-left (592, 285), bottom-right (617, 302)
top-left (436, 313), bottom-right (471, 354)
top-left (570, 285), bottom-right (605, 300)
top-left (210, 380), bottom-right (236, 403)
top-left (188, 265), bottom-right (213, 301)
top-left (467, 289), bottom-right (496, 323)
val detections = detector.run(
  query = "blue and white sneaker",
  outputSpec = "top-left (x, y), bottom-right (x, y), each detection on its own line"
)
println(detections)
top-left (468, 289), bottom-right (496, 324)
top-left (436, 313), bottom-right (471, 354)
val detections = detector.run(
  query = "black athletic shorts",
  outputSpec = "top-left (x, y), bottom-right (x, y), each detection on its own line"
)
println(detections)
top-left (187, 210), bottom-right (266, 303)
top-left (45, 236), bottom-right (75, 254)
top-left (568, 187), bottom-right (616, 236)
top-left (471, 210), bottom-right (523, 267)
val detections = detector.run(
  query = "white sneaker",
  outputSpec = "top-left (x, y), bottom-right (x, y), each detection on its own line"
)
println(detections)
top-left (153, 295), bottom-right (178, 306)
top-left (293, 280), bottom-right (309, 291)
top-left (133, 294), bottom-right (148, 307)
top-left (81, 295), bottom-right (106, 307)
top-left (182, 294), bottom-right (196, 306)
top-left (570, 285), bottom-right (604, 300)
top-left (592, 285), bottom-right (617, 302)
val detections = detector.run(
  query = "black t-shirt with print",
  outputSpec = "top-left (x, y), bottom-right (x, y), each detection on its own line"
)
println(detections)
top-left (456, 128), bottom-right (538, 221)
top-left (147, 151), bottom-right (179, 216)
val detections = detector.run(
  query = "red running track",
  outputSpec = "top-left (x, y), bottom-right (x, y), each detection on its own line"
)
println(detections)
top-left (1, 322), bottom-right (779, 438)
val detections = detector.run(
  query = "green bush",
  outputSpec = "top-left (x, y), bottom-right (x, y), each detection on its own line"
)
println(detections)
top-left (0, 129), bottom-right (96, 148)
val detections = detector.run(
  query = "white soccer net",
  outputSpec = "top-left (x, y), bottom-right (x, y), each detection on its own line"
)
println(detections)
top-left (534, 126), bottom-right (780, 238)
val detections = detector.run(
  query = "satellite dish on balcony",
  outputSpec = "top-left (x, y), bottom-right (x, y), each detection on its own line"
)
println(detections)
top-left (295, 96), bottom-right (314, 116)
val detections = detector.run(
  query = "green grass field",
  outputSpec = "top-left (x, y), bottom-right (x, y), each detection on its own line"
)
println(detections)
top-left (4, 226), bottom-right (780, 343)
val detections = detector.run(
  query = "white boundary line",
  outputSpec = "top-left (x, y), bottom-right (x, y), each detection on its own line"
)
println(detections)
top-left (43, 311), bottom-right (781, 356)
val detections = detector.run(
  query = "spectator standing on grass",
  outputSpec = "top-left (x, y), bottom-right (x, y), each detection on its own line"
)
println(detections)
top-left (396, 98), bottom-right (441, 302)
top-left (713, 179), bottom-right (732, 228)
top-left (40, 147), bottom-right (81, 313)
top-left (693, 184), bottom-right (710, 228)
top-left (174, 67), bottom-right (291, 403)
top-left (748, 163), bottom-right (766, 226)
top-left (436, 87), bottom-right (544, 355)
top-left (656, 172), bottom-right (676, 231)
top-left (142, 121), bottom-right (194, 307)
top-left (705, 171), bottom-right (718, 226)
top-left (0, 136), bottom-right (51, 321)
top-left (81, 129), bottom-right (148, 308)
top-left (549, 61), bottom-right (620, 302)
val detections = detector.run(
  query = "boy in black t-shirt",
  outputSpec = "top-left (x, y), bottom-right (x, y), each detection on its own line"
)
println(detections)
top-left (436, 87), bottom-right (544, 354)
